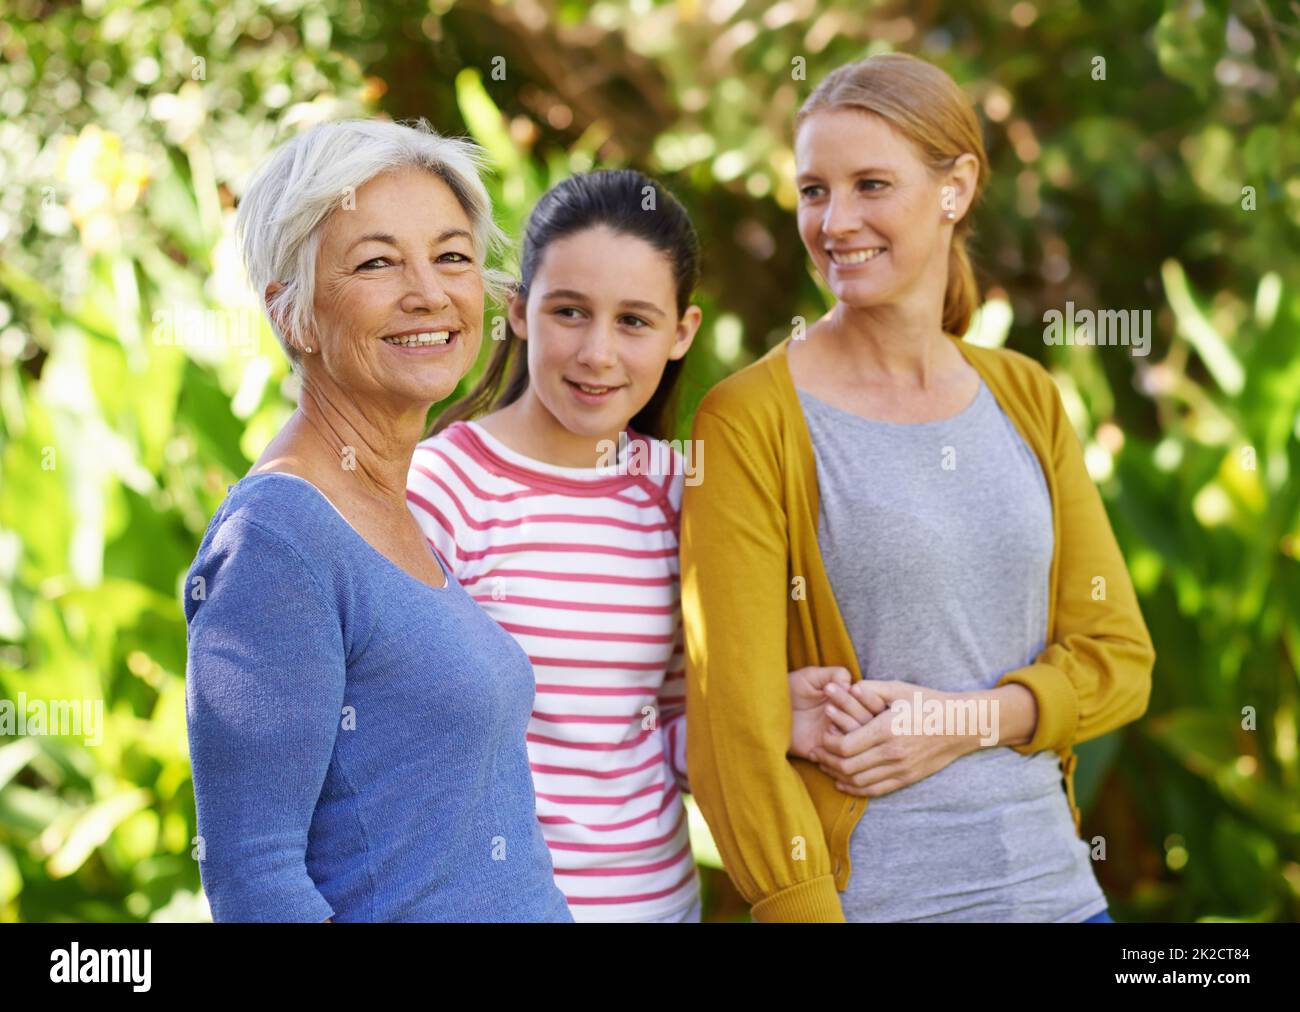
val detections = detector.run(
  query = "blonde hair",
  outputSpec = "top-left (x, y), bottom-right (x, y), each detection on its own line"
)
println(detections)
top-left (794, 53), bottom-right (989, 336)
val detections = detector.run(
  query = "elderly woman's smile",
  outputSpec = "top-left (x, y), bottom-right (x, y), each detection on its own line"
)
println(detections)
top-left (379, 328), bottom-right (455, 349)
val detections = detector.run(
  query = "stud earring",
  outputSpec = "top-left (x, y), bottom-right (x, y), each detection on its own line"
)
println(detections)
top-left (303, 345), bottom-right (313, 354)
top-left (945, 211), bottom-right (956, 221)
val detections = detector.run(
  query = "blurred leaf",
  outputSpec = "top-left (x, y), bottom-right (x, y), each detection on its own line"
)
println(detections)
top-left (0, 738), bottom-right (39, 792)
top-left (1153, 0), bottom-right (1225, 99)
top-left (46, 787), bottom-right (150, 879)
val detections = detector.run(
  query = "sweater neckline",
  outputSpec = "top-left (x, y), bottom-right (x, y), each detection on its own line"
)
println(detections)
top-left (234, 471), bottom-right (450, 593)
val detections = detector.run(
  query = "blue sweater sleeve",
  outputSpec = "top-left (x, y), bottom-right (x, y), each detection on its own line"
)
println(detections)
top-left (184, 515), bottom-right (346, 923)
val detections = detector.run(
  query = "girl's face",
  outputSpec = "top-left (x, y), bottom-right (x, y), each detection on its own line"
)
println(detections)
top-left (509, 225), bottom-right (701, 442)
top-left (794, 108), bottom-right (976, 316)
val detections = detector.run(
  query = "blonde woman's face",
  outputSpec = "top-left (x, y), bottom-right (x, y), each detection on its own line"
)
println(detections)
top-left (795, 108), bottom-right (967, 316)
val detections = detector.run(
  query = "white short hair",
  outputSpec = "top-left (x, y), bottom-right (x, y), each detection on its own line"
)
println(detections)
top-left (236, 117), bottom-right (510, 368)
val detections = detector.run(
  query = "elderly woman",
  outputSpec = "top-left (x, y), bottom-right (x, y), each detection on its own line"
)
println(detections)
top-left (183, 119), bottom-right (572, 922)
top-left (682, 54), bottom-right (1155, 923)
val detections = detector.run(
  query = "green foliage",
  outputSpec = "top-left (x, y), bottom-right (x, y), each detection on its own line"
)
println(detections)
top-left (0, 0), bottom-right (1296, 922)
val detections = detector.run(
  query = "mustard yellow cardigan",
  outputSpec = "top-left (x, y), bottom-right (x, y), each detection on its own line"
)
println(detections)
top-left (681, 335), bottom-right (1155, 923)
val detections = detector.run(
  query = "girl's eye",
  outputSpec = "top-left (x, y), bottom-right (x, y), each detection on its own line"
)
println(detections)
top-left (620, 315), bottom-right (649, 329)
top-left (555, 307), bottom-right (585, 319)
top-left (799, 185), bottom-right (824, 199)
top-left (859, 179), bottom-right (887, 192)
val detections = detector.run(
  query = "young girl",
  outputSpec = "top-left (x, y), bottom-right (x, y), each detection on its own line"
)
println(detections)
top-left (407, 170), bottom-right (843, 922)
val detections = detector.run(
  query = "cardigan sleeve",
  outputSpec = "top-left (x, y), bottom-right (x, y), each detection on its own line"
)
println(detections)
top-left (996, 367), bottom-right (1156, 753)
top-left (681, 407), bottom-right (845, 922)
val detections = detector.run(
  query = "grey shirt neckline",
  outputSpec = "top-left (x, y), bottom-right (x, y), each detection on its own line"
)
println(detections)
top-left (794, 377), bottom-right (992, 433)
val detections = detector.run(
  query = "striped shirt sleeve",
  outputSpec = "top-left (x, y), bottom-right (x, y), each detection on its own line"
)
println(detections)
top-left (408, 441), bottom-right (466, 575)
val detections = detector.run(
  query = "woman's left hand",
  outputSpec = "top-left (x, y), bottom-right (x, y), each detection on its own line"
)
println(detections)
top-left (808, 680), bottom-right (980, 798)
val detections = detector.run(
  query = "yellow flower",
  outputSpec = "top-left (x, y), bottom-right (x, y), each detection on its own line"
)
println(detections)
top-left (56, 125), bottom-right (151, 252)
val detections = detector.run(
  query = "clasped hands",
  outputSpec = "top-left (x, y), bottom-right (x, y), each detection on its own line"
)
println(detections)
top-left (786, 666), bottom-right (984, 799)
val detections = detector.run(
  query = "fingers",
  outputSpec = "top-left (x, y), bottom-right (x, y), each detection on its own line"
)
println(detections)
top-left (816, 742), bottom-right (872, 777)
top-left (823, 707), bottom-right (905, 780)
top-left (848, 681), bottom-right (889, 716)
top-left (825, 704), bottom-right (858, 734)
top-left (795, 665), bottom-right (853, 691)
top-left (824, 682), bottom-right (874, 725)
top-left (815, 750), bottom-right (905, 795)
top-left (787, 667), bottom-right (824, 710)
top-left (821, 759), bottom-right (906, 796)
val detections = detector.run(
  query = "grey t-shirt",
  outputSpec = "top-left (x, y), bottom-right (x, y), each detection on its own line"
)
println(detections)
top-left (797, 378), bottom-right (1107, 923)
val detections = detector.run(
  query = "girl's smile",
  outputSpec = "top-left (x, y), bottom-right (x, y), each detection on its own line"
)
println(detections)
top-left (564, 377), bottom-right (627, 404)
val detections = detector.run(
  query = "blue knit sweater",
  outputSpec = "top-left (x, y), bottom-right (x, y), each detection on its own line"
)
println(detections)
top-left (183, 472), bottom-right (572, 922)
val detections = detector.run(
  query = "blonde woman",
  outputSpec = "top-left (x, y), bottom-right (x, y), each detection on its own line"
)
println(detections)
top-left (682, 54), bottom-right (1155, 923)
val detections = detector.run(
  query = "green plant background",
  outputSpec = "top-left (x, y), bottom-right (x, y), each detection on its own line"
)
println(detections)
top-left (0, 0), bottom-right (1297, 922)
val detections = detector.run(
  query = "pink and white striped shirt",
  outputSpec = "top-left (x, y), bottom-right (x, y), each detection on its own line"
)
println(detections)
top-left (406, 420), bottom-right (698, 922)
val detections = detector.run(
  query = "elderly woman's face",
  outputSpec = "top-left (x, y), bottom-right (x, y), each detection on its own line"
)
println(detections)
top-left (310, 167), bottom-right (484, 407)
